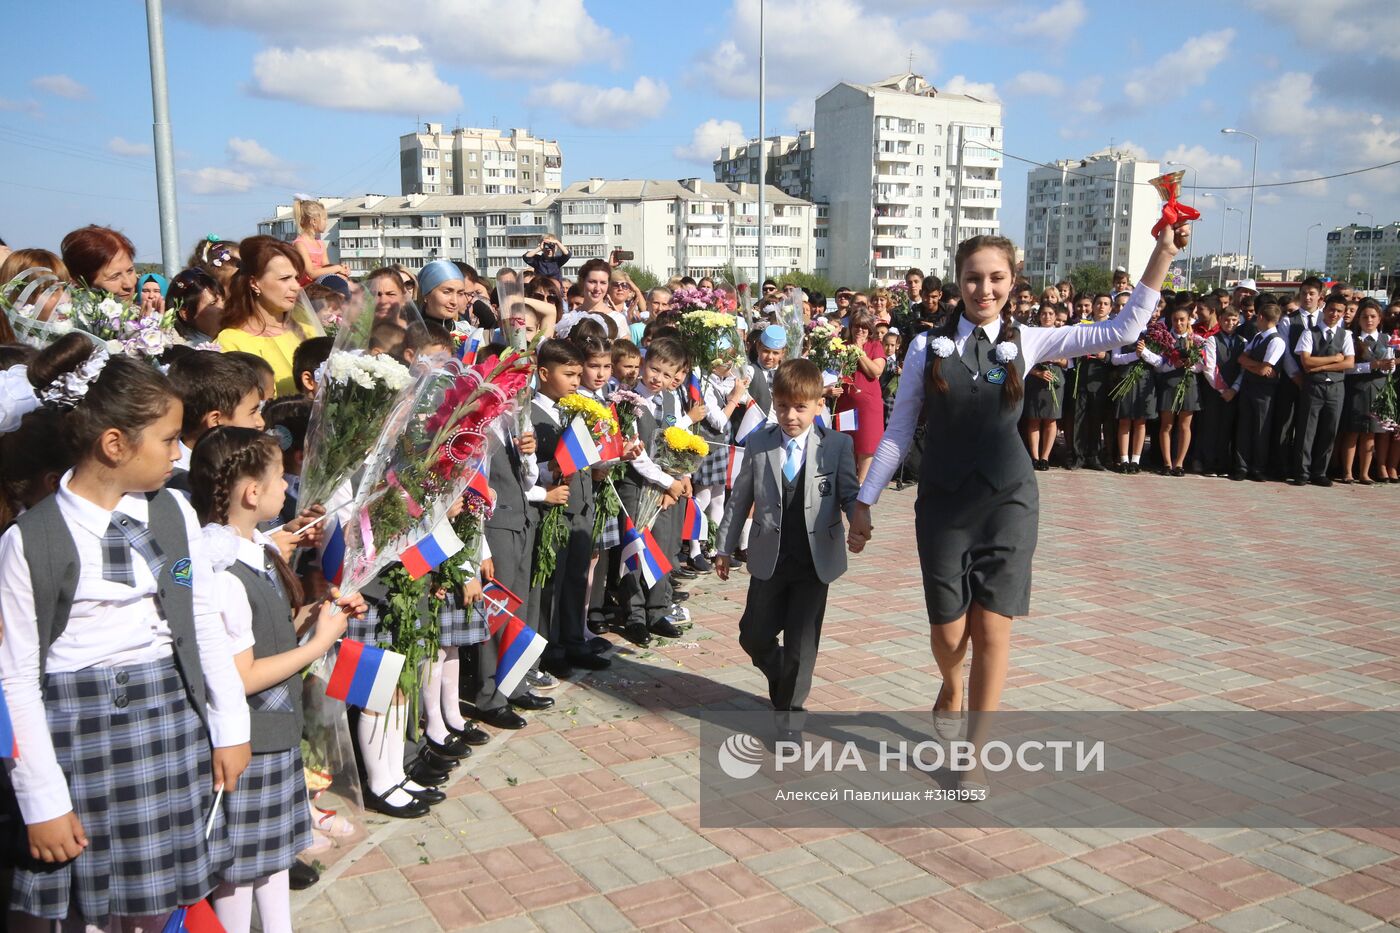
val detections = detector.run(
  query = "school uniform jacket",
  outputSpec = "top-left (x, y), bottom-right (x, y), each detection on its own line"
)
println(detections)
top-left (718, 423), bottom-right (858, 584)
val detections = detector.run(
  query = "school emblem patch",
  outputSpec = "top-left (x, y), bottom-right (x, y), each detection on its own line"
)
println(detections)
top-left (986, 366), bottom-right (1007, 385)
top-left (818, 478), bottom-right (832, 496)
top-left (171, 557), bottom-right (193, 588)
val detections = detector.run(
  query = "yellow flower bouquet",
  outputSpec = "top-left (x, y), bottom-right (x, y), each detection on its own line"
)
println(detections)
top-left (636, 426), bottom-right (709, 530)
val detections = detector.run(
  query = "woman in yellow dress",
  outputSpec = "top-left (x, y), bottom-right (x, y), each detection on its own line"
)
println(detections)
top-left (217, 236), bottom-right (321, 396)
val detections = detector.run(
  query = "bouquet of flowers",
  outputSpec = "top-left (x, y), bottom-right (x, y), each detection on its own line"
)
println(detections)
top-left (806, 320), bottom-right (861, 379)
top-left (678, 310), bottom-right (743, 380)
top-left (1, 270), bottom-right (182, 357)
top-left (1372, 372), bottom-right (1398, 431)
top-left (1034, 363), bottom-right (1064, 413)
top-left (340, 351), bottom-right (533, 595)
top-left (1109, 321), bottom-right (1202, 410)
top-left (636, 426), bottom-right (708, 531)
top-left (299, 351), bottom-right (416, 511)
top-left (532, 392), bottom-right (619, 588)
top-left (669, 284), bottom-right (728, 314)
top-left (888, 281), bottom-right (913, 320)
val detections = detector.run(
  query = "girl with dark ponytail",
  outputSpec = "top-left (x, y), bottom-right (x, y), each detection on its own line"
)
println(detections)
top-left (1, 332), bottom-right (253, 928)
top-left (188, 426), bottom-right (358, 933)
top-left (849, 222), bottom-right (1191, 790)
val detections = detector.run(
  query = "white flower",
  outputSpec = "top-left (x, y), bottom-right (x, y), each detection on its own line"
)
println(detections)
top-left (97, 297), bottom-right (124, 321)
top-left (929, 336), bottom-right (955, 358)
top-left (994, 343), bottom-right (1019, 364)
top-left (138, 328), bottom-right (165, 354)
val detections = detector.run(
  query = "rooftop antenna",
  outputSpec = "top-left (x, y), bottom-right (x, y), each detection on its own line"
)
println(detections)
top-left (907, 51), bottom-right (915, 73)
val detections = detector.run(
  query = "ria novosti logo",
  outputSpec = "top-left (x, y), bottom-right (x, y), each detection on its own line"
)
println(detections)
top-left (717, 733), bottom-right (765, 779)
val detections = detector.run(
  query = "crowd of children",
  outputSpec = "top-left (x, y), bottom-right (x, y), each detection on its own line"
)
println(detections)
top-left (0, 219), bottom-right (1395, 931)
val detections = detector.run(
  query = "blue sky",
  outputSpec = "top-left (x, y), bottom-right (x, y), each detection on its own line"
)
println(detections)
top-left (3, 0), bottom-right (1397, 272)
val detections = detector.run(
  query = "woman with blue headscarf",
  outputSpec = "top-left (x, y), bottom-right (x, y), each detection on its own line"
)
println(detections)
top-left (137, 271), bottom-right (168, 315)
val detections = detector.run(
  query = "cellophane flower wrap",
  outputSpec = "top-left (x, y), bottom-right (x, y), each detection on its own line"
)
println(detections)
top-left (593, 388), bottom-right (646, 542)
top-left (677, 308), bottom-right (744, 381)
top-left (1109, 321), bottom-right (1199, 409)
top-left (806, 320), bottom-right (861, 379)
top-left (299, 351), bottom-right (416, 511)
top-left (2, 276), bottom-right (181, 357)
top-left (299, 293), bottom-right (424, 510)
top-left (339, 350), bottom-right (533, 596)
top-left (636, 426), bottom-right (708, 531)
top-left (532, 392), bottom-right (619, 587)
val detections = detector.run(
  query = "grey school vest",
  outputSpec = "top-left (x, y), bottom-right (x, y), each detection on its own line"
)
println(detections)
top-left (1304, 325), bottom-right (1345, 386)
top-left (1215, 332), bottom-right (1243, 388)
top-left (484, 433), bottom-right (530, 534)
top-left (1241, 332), bottom-right (1280, 391)
top-left (919, 326), bottom-right (1028, 492)
top-left (617, 399), bottom-right (660, 493)
top-left (16, 490), bottom-right (209, 725)
top-left (227, 558), bottom-right (304, 753)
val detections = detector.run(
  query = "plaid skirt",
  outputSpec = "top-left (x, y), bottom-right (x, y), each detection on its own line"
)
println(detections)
top-left (598, 516), bottom-right (621, 550)
top-left (694, 442), bottom-right (730, 488)
top-left (221, 747), bottom-right (313, 884)
top-left (346, 602), bottom-right (388, 646)
top-left (11, 657), bottom-right (231, 923)
top-left (440, 600), bottom-right (488, 647)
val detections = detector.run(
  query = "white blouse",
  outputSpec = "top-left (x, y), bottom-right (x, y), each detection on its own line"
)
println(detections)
top-left (859, 282), bottom-right (1160, 505)
top-left (0, 473), bottom-right (251, 823)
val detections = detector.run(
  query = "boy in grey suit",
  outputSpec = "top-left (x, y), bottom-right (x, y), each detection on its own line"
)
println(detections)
top-left (716, 359), bottom-right (860, 734)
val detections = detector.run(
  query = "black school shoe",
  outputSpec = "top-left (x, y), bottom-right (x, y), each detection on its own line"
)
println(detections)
top-left (365, 784), bottom-right (431, 819)
top-left (510, 692), bottom-right (555, 711)
top-left (649, 618), bottom-right (684, 639)
top-left (568, 652), bottom-right (612, 671)
top-left (425, 733), bottom-right (473, 760)
top-left (449, 722), bottom-right (492, 746)
top-left (623, 623), bottom-right (652, 647)
top-left (476, 706), bottom-right (528, 730)
top-left (290, 860), bottom-right (320, 891)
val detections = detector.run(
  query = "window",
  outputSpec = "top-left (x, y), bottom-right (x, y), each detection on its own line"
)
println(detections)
top-left (487, 214), bottom-right (506, 226)
top-left (449, 237), bottom-right (462, 249)
top-left (613, 225), bottom-right (622, 236)
top-left (448, 216), bottom-right (463, 227)
top-left (816, 248), bottom-right (825, 259)
top-left (667, 202), bottom-right (676, 214)
top-left (487, 236), bottom-right (506, 248)
top-left (666, 225), bottom-right (675, 235)
top-left (612, 202), bottom-right (622, 213)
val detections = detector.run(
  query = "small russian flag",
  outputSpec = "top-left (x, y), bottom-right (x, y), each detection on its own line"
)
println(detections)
top-left (319, 516), bottom-right (346, 588)
top-left (161, 900), bottom-right (223, 933)
top-left (681, 497), bottom-right (708, 541)
top-left (554, 415), bottom-right (603, 476)
top-left (725, 444), bottom-right (746, 491)
top-left (620, 516), bottom-right (672, 589)
top-left (480, 580), bottom-right (543, 696)
top-left (0, 684), bottom-right (17, 759)
top-left (325, 639), bottom-right (407, 714)
top-left (466, 467), bottom-right (493, 505)
top-left (735, 399), bottom-right (766, 445)
top-left (456, 329), bottom-right (482, 363)
top-left (685, 372), bottom-right (703, 405)
top-left (399, 521), bottom-right (465, 580)
top-left (834, 408), bottom-right (859, 432)
top-left (597, 404), bottom-right (625, 462)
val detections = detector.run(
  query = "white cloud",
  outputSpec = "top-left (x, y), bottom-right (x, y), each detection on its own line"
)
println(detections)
top-left (1122, 29), bottom-right (1235, 108)
top-left (106, 136), bottom-right (152, 157)
top-left (170, 0), bottom-right (614, 79)
top-left (1246, 0), bottom-right (1400, 61)
top-left (784, 99), bottom-right (815, 129)
top-left (1009, 0), bottom-right (1085, 44)
top-left (1005, 71), bottom-right (1064, 97)
top-left (0, 97), bottom-right (41, 117)
top-left (943, 75), bottom-right (999, 101)
top-left (528, 77), bottom-right (669, 129)
top-left (227, 137), bottom-right (281, 170)
top-left (251, 42), bottom-right (461, 114)
top-left (183, 167), bottom-right (258, 195)
top-left (675, 119), bottom-right (747, 163)
top-left (1158, 144), bottom-right (1245, 187)
top-left (31, 74), bottom-right (88, 100)
top-left (696, 0), bottom-right (935, 99)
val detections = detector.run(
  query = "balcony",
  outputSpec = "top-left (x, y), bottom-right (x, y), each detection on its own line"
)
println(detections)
top-left (873, 233), bottom-right (913, 247)
top-left (507, 224), bottom-right (548, 236)
top-left (874, 214), bottom-right (910, 227)
top-left (876, 127), bottom-right (916, 143)
top-left (685, 213), bottom-right (726, 224)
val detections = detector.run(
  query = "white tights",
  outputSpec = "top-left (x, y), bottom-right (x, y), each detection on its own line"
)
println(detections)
top-left (212, 870), bottom-right (292, 933)
top-left (422, 647), bottom-right (469, 745)
top-left (356, 697), bottom-right (431, 805)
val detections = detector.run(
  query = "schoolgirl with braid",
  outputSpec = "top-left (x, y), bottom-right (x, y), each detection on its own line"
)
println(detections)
top-left (849, 222), bottom-right (1190, 790)
top-left (188, 426), bottom-right (360, 933)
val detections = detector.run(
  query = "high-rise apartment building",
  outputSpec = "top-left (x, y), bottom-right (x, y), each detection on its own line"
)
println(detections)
top-left (399, 124), bottom-right (562, 196)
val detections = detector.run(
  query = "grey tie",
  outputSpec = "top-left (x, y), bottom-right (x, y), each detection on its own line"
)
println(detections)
top-left (101, 511), bottom-right (165, 587)
top-left (962, 327), bottom-right (990, 377)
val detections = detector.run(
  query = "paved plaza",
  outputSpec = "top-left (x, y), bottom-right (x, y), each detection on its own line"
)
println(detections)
top-left (294, 471), bottom-right (1400, 932)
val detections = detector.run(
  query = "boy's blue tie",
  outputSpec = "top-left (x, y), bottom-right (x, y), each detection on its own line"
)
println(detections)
top-left (783, 437), bottom-right (800, 483)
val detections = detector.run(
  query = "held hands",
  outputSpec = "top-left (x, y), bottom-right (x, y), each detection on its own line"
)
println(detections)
top-left (28, 812), bottom-right (88, 863)
top-left (847, 503), bottom-right (873, 553)
top-left (312, 600), bottom-right (350, 649)
top-left (714, 555), bottom-right (731, 581)
top-left (545, 483), bottom-right (570, 506)
top-left (517, 432), bottom-right (537, 457)
top-left (462, 578), bottom-right (484, 605)
top-left (667, 479), bottom-right (685, 498)
top-left (622, 438), bottom-right (644, 461)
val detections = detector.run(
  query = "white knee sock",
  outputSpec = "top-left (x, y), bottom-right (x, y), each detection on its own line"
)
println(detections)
top-left (356, 705), bottom-right (415, 806)
top-left (253, 870), bottom-right (293, 933)
top-left (212, 882), bottom-right (254, 933)
top-left (705, 488), bottom-right (726, 551)
top-left (421, 650), bottom-right (449, 745)
top-left (739, 516), bottom-right (752, 549)
top-left (440, 646), bottom-right (468, 730)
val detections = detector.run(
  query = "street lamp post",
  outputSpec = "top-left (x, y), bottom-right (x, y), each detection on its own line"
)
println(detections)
top-left (1166, 160), bottom-right (1198, 288)
top-left (1220, 206), bottom-right (1240, 288)
top-left (1220, 128), bottom-right (1259, 279)
top-left (1356, 211), bottom-right (1375, 291)
top-left (1040, 202), bottom-right (1068, 286)
top-left (1303, 222), bottom-right (1322, 278)
top-left (952, 133), bottom-right (1002, 270)
top-left (144, 0), bottom-right (181, 278)
top-left (1196, 192), bottom-right (1216, 290)
top-left (757, 0), bottom-right (766, 289)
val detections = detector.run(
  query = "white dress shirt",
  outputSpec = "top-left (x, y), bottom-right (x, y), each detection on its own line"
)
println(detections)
top-left (1293, 324), bottom-right (1356, 359)
top-left (859, 281), bottom-right (1159, 505)
top-left (0, 473), bottom-right (251, 823)
top-left (629, 384), bottom-right (682, 490)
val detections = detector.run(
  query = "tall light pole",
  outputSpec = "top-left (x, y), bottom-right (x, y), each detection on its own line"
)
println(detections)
top-left (1356, 211), bottom-right (1375, 290)
top-left (1167, 159), bottom-right (1197, 287)
top-left (756, 0), bottom-right (766, 289)
top-left (145, 0), bottom-right (181, 277)
top-left (1303, 222), bottom-right (1322, 278)
top-left (1220, 128), bottom-right (1259, 279)
top-left (1220, 205), bottom-right (1240, 288)
top-left (1197, 192), bottom-right (1216, 289)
